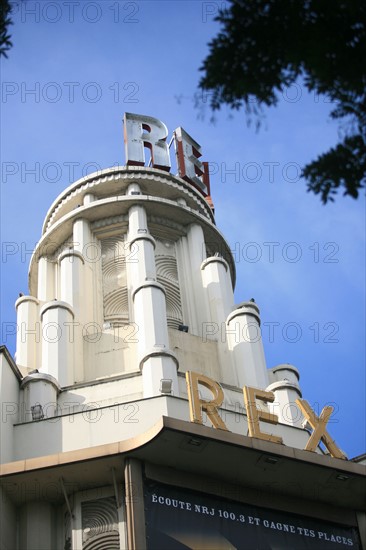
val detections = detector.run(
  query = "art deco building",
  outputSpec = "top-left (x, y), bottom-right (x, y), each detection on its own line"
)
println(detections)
top-left (0, 114), bottom-right (365, 549)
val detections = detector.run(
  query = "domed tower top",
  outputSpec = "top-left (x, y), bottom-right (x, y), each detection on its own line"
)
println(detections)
top-left (19, 113), bottom-right (269, 402)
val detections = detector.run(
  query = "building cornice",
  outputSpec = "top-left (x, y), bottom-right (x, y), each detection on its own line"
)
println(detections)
top-left (1, 416), bottom-right (364, 510)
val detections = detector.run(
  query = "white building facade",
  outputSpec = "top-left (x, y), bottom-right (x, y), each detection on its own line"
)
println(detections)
top-left (0, 114), bottom-right (364, 550)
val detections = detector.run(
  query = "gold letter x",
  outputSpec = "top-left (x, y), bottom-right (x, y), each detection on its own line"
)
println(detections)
top-left (296, 399), bottom-right (346, 459)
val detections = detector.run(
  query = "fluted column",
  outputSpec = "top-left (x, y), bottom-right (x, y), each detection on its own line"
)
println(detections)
top-left (126, 185), bottom-right (179, 397)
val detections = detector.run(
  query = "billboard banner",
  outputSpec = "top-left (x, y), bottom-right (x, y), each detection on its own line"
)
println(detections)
top-left (144, 480), bottom-right (360, 550)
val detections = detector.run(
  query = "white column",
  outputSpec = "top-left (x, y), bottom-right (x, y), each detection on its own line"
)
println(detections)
top-left (58, 249), bottom-right (84, 314)
top-left (21, 373), bottom-right (60, 422)
top-left (58, 246), bottom-right (85, 382)
top-left (83, 193), bottom-right (95, 205)
top-left (201, 256), bottom-right (234, 324)
top-left (267, 364), bottom-right (303, 427)
top-left (74, 219), bottom-right (95, 314)
top-left (73, 217), bottom-right (92, 256)
top-left (15, 296), bottom-right (40, 371)
top-left (126, 189), bottom-right (179, 397)
top-left (185, 223), bottom-right (211, 337)
top-left (73, 216), bottom-right (95, 328)
top-left (37, 257), bottom-right (55, 302)
top-left (226, 301), bottom-right (269, 389)
top-left (201, 256), bottom-right (235, 383)
top-left (40, 301), bottom-right (74, 387)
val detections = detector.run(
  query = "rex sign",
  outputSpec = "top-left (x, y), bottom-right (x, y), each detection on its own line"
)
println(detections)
top-left (123, 113), bottom-right (210, 196)
top-left (185, 371), bottom-right (346, 460)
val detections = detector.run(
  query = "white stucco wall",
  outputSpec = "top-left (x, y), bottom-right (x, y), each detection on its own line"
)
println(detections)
top-left (0, 352), bottom-right (20, 464)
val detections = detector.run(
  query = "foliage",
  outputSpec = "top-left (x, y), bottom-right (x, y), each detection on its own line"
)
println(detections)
top-left (199, 0), bottom-right (366, 202)
top-left (0, 0), bottom-right (13, 57)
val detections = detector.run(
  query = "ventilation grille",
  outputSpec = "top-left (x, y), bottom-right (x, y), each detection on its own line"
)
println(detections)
top-left (155, 244), bottom-right (183, 329)
top-left (82, 496), bottom-right (120, 550)
top-left (101, 237), bottom-right (129, 324)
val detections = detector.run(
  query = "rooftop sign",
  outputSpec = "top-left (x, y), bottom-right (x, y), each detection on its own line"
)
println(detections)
top-left (123, 113), bottom-right (210, 197)
top-left (185, 371), bottom-right (347, 460)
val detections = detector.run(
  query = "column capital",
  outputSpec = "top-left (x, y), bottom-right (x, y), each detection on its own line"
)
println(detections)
top-left (227, 301), bottom-right (261, 326)
top-left (58, 249), bottom-right (85, 264)
top-left (139, 346), bottom-right (179, 371)
top-left (132, 281), bottom-right (166, 301)
top-left (20, 372), bottom-right (61, 392)
top-left (266, 380), bottom-right (302, 397)
top-left (15, 295), bottom-right (40, 310)
top-left (201, 256), bottom-right (229, 272)
top-left (40, 300), bottom-right (74, 319)
top-left (128, 233), bottom-right (156, 251)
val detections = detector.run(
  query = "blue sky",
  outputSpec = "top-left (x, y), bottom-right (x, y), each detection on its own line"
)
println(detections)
top-left (1, 0), bottom-right (365, 458)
